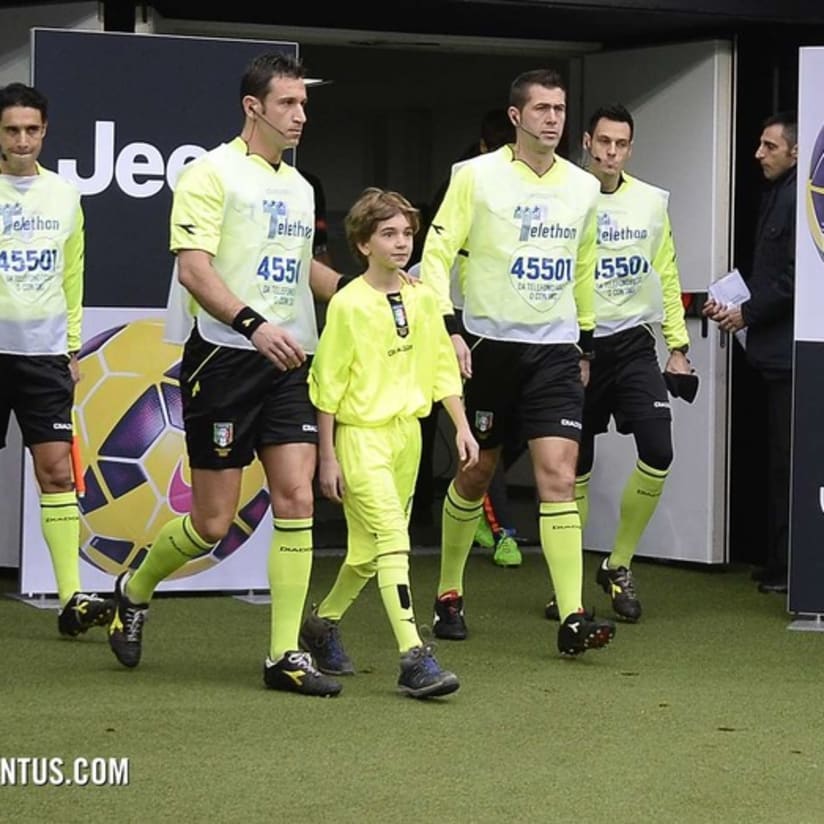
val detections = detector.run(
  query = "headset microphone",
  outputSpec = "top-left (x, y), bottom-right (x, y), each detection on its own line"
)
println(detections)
top-left (513, 117), bottom-right (544, 142)
top-left (252, 106), bottom-right (291, 139)
top-left (585, 142), bottom-right (605, 165)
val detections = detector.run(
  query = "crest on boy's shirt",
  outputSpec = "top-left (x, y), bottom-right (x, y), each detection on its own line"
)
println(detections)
top-left (387, 293), bottom-right (409, 338)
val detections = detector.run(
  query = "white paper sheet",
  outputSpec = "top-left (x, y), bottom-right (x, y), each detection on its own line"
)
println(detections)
top-left (708, 268), bottom-right (750, 349)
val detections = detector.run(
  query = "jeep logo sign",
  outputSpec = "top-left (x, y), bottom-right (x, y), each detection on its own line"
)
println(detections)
top-left (57, 121), bottom-right (205, 197)
top-left (33, 29), bottom-right (297, 308)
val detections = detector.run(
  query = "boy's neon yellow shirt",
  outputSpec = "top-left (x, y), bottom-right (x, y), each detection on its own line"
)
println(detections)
top-left (309, 277), bottom-right (462, 426)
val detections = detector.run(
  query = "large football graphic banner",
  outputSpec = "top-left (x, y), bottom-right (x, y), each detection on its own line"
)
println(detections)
top-left (22, 311), bottom-right (273, 593)
top-left (20, 31), bottom-right (298, 595)
top-left (789, 47), bottom-right (824, 614)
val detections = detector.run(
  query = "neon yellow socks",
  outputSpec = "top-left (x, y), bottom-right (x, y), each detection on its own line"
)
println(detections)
top-left (40, 491), bottom-right (80, 606)
top-left (317, 560), bottom-right (375, 621)
top-left (127, 514), bottom-right (214, 604)
top-left (437, 481), bottom-right (483, 596)
top-left (539, 501), bottom-right (583, 621)
top-left (610, 460), bottom-right (669, 569)
top-left (574, 471), bottom-right (592, 530)
top-left (377, 553), bottom-right (421, 653)
top-left (268, 517), bottom-right (313, 660)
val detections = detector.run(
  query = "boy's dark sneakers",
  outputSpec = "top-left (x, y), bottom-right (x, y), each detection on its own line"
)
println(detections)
top-left (58, 592), bottom-right (115, 637)
top-left (299, 612), bottom-right (355, 676)
top-left (596, 559), bottom-right (642, 622)
top-left (557, 609), bottom-right (616, 656)
top-left (432, 590), bottom-right (467, 640)
top-left (398, 644), bottom-right (460, 699)
top-left (108, 573), bottom-right (149, 668)
top-left (263, 651), bottom-right (342, 697)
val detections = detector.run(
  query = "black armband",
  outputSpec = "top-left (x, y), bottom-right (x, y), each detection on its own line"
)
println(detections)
top-left (231, 305), bottom-right (267, 339)
top-left (444, 314), bottom-right (460, 336)
top-left (578, 329), bottom-right (595, 360)
top-left (336, 274), bottom-right (356, 292)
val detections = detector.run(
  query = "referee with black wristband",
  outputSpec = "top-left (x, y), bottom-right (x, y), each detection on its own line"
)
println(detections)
top-left (544, 104), bottom-right (694, 624)
top-left (421, 69), bottom-right (616, 657)
top-left (106, 53), bottom-right (346, 697)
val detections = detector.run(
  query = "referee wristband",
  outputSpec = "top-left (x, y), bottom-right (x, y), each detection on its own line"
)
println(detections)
top-left (578, 329), bottom-right (595, 360)
top-left (444, 314), bottom-right (460, 336)
top-left (231, 306), bottom-right (267, 339)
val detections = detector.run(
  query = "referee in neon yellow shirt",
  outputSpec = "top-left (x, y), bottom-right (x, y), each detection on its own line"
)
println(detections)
top-left (0, 82), bottom-right (114, 636)
top-left (422, 69), bottom-right (617, 656)
top-left (302, 188), bottom-right (478, 698)
top-left (544, 103), bottom-right (693, 623)
top-left (107, 54), bottom-right (344, 697)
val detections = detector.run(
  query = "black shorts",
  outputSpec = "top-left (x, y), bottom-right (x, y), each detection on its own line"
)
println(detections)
top-left (181, 326), bottom-right (318, 470)
top-left (585, 325), bottom-right (671, 436)
top-left (0, 353), bottom-right (74, 448)
top-left (463, 337), bottom-right (584, 449)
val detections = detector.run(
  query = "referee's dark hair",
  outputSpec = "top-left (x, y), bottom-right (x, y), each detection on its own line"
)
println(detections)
top-left (762, 110), bottom-right (797, 147)
top-left (509, 69), bottom-right (566, 110)
top-left (240, 52), bottom-right (305, 102)
top-left (0, 82), bottom-right (48, 121)
top-left (586, 103), bottom-right (634, 140)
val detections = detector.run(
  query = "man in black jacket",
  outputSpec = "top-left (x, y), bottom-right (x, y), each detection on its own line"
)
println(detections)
top-left (704, 111), bottom-right (798, 593)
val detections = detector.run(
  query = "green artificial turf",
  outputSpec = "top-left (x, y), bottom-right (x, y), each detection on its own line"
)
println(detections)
top-left (0, 551), bottom-right (821, 823)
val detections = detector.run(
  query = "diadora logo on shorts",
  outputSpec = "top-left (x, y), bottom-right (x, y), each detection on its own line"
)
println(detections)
top-left (51, 422), bottom-right (73, 431)
top-left (561, 418), bottom-right (582, 430)
top-left (56, 121), bottom-right (206, 198)
top-left (653, 401), bottom-right (671, 409)
top-left (301, 424), bottom-right (318, 433)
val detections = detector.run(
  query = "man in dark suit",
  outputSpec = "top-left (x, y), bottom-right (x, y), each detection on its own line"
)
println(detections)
top-left (704, 111), bottom-right (798, 594)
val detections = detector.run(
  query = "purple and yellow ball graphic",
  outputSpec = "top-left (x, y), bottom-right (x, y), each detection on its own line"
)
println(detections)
top-left (74, 320), bottom-right (268, 578)
top-left (808, 123), bottom-right (824, 262)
